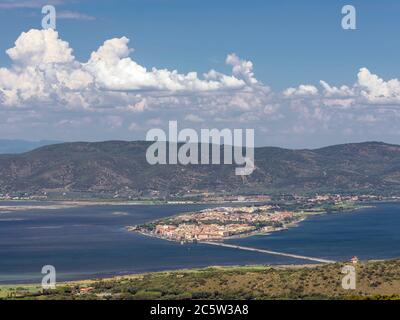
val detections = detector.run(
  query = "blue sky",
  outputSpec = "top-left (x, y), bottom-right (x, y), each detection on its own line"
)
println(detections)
top-left (1, 0), bottom-right (399, 89)
top-left (0, 0), bottom-right (400, 148)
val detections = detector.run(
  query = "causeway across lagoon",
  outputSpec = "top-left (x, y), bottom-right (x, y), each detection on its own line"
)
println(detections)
top-left (202, 242), bottom-right (336, 264)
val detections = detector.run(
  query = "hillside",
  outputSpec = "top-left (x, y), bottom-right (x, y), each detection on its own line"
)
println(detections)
top-left (3, 260), bottom-right (400, 300)
top-left (0, 141), bottom-right (400, 197)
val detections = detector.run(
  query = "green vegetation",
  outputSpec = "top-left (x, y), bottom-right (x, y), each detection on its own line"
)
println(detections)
top-left (3, 260), bottom-right (400, 300)
top-left (1, 141), bottom-right (400, 198)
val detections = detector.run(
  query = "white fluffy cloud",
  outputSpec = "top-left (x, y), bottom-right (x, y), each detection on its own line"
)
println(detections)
top-left (0, 29), bottom-right (92, 107)
top-left (283, 84), bottom-right (318, 97)
top-left (6, 29), bottom-right (74, 66)
top-left (5, 29), bottom-right (398, 112)
top-left (1, 28), bottom-right (400, 146)
top-left (85, 37), bottom-right (246, 92)
top-left (226, 53), bottom-right (258, 85)
top-left (0, 29), bottom-right (258, 110)
top-left (356, 67), bottom-right (400, 103)
top-left (319, 80), bottom-right (354, 98)
top-left (280, 66), bottom-right (400, 109)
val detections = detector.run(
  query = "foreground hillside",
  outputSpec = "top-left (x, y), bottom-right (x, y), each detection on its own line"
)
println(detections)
top-left (1, 141), bottom-right (400, 197)
top-left (3, 260), bottom-right (400, 300)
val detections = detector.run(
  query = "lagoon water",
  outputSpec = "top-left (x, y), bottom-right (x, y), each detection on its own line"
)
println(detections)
top-left (0, 202), bottom-right (399, 283)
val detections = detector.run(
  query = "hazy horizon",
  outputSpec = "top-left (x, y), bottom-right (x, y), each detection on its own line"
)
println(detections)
top-left (0, 138), bottom-right (396, 152)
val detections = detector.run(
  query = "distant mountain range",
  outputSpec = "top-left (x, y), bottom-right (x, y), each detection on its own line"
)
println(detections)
top-left (0, 141), bottom-right (399, 196)
top-left (0, 140), bottom-right (61, 154)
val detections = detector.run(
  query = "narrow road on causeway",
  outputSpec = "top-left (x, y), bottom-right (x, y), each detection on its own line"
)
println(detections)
top-left (201, 242), bottom-right (336, 264)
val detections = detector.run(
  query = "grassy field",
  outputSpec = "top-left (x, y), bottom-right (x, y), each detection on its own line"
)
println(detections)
top-left (2, 259), bottom-right (400, 300)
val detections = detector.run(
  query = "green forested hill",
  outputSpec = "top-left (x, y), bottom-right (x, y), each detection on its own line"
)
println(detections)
top-left (0, 141), bottom-right (399, 196)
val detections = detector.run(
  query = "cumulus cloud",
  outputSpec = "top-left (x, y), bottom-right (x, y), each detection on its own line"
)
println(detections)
top-left (1, 28), bottom-right (400, 147)
top-left (356, 67), bottom-right (400, 103)
top-left (301, 68), bottom-right (400, 110)
top-left (86, 37), bottom-right (246, 92)
top-left (0, 29), bottom-right (261, 110)
top-left (292, 67), bottom-right (400, 105)
top-left (283, 84), bottom-right (318, 97)
top-left (226, 53), bottom-right (258, 85)
top-left (6, 29), bottom-right (74, 66)
top-left (0, 29), bottom-right (92, 108)
top-left (319, 80), bottom-right (354, 98)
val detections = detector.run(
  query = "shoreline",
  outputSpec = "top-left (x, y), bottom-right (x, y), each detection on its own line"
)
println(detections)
top-left (0, 199), bottom-right (265, 214)
top-left (3, 259), bottom-right (400, 300)
top-left (130, 219), bottom-right (305, 243)
top-left (1, 257), bottom-right (398, 289)
top-left (128, 203), bottom-right (372, 244)
top-left (0, 262), bottom-right (334, 288)
top-left (0, 263), bottom-right (324, 286)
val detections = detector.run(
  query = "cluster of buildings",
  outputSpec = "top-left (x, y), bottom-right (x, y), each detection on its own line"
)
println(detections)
top-left (302, 194), bottom-right (400, 204)
top-left (174, 206), bottom-right (293, 224)
top-left (146, 206), bottom-right (296, 242)
top-left (154, 223), bottom-right (255, 241)
top-left (0, 193), bottom-right (48, 200)
top-left (306, 194), bottom-right (360, 203)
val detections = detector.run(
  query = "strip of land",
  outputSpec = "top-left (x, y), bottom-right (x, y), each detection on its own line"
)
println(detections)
top-left (2, 259), bottom-right (400, 300)
top-left (128, 201), bottom-right (368, 243)
top-left (202, 242), bottom-right (336, 264)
